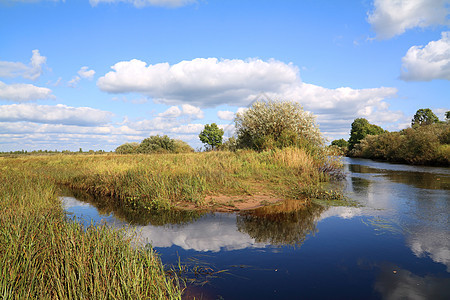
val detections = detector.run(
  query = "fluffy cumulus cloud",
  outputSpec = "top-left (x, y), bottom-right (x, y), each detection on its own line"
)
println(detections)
top-left (97, 57), bottom-right (401, 140)
top-left (89, 0), bottom-right (196, 8)
top-left (0, 103), bottom-right (113, 126)
top-left (367, 0), bottom-right (450, 39)
top-left (97, 58), bottom-right (299, 107)
top-left (0, 81), bottom-right (53, 102)
top-left (0, 49), bottom-right (46, 80)
top-left (401, 31), bottom-right (450, 81)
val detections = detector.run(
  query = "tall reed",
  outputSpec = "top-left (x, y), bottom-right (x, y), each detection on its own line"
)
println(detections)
top-left (0, 164), bottom-right (182, 299)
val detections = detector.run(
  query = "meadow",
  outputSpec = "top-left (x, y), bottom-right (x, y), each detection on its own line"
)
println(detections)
top-left (0, 147), bottom-right (343, 298)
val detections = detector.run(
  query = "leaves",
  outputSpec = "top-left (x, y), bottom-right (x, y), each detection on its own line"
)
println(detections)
top-left (199, 123), bottom-right (224, 150)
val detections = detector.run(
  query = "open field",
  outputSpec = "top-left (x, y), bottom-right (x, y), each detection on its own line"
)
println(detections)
top-left (4, 147), bottom-right (344, 211)
top-left (0, 161), bottom-right (182, 299)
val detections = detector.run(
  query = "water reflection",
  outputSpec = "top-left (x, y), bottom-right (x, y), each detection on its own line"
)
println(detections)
top-left (60, 187), bottom-right (204, 226)
top-left (237, 201), bottom-right (324, 245)
top-left (374, 264), bottom-right (450, 299)
top-left (407, 226), bottom-right (450, 272)
top-left (348, 160), bottom-right (450, 190)
top-left (59, 157), bottom-right (450, 299)
top-left (134, 214), bottom-right (268, 252)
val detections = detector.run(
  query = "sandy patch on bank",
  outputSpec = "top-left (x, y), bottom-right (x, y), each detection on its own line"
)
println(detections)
top-left (175, 193), bottom-right (292, 212)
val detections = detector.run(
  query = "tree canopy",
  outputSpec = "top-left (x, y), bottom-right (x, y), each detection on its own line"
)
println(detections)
top-left (138, 135), bottom-right (175, 153)
top-left (331, 139), bottom-right (348, 148)
top-left (411, 108), bottom-right (439, 128)
top-left (234, 100), bottom-right (323, 151)
top-left (199, 123), bottom-right (224, 150)
top-left (348, 118), bottom-right (385, 150)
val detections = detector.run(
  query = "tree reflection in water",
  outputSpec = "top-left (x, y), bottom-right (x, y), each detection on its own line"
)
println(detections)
top-left (60, 186), bottom-right (205, 226)
top-left (236, 200), bottom-right (325, 246)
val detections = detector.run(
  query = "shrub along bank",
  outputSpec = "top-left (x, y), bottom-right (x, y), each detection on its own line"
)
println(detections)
top-left (350, 122), bottom-right (449, 166)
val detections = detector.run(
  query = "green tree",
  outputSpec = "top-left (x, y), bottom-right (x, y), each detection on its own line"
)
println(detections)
top-left (330, 139), bottom-right (348, 148)
top-left (445, 111), bottom-right (450, 123)
top-left (411, 108), bottom-right (439, 128)
top-left (199, 123), bottom-right (224, 150)
top-left (138, 135), bottom-right (175, 153)
top-left (115, 142), bottom-right (140, 154)
top-left (235, 100), bottom-right (323, 151)
top-left (348, 118), bottom-right (385, 151)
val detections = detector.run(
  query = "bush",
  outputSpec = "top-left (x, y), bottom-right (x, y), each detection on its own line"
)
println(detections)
top-left (138, 135), bottom-right (175, 153)
top-left (173, 139), bottom-right (194, 153)
top-left (115, 142), bottom-right (140, 154)
top-left (235, 100), bottom-right (323, 151)
top-left (350, 122), bottom-right (449, 166)
top-left (116, 136), bottom-right (193, 154)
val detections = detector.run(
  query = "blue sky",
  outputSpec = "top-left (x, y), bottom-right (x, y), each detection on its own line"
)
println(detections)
top-left (0, 0), bottom-right (449, 151)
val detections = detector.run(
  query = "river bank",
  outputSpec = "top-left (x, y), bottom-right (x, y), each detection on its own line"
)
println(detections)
top-left (0, 147), bottom-right (342, 298)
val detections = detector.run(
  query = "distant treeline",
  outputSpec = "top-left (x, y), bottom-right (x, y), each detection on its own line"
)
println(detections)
top-left (0, 149), bottom-right (109, 156)
top-left (331, 109), bottom-right (450, 166)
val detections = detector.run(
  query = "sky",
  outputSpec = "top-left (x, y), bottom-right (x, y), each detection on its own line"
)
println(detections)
top-left (0, 0), bottom-right (449, 151)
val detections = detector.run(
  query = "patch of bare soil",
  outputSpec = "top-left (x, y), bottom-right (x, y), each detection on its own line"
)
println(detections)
top-left (175, 193), bottom-right (287, 212)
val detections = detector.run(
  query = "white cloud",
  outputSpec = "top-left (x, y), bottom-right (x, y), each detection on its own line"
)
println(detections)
top-left (181, 104), bottom-right (203, 119)
top-left (171, 123), bottom-right (204, 134)
top-left (0, 81), bottom-right (53, 102)
top-left (0, 61), bottom-right (28, 78)
top-left (217, 110), bottom-right (235, 121)
top-left (68, 66), bottom-right (96, 87)
top-left (97, 58), bottom-right (299, 107)
top-left (78, 66), bottom-right (95, 80)
top-left (158, 105), bottom-right (181, 118)
top-left (89, 0), bottom-right (196, 8)
top-left (0, 49), bottom-right (46, 80)
top-left (0, 103), bottom-right (113, 126)
top-left (98, 57), bottom-right (400, 140)
top-left (401, 31), bottom-right (450, 81)
top-left (367, 0), bottom-right (450, 39)
top-left (158, 104), bottom-right (203, 119)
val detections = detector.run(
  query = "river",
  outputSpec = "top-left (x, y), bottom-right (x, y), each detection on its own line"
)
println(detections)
top-left (61, 157), bottom-right (450, 299)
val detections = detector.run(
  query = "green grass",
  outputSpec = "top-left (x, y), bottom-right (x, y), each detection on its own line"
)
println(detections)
top-left (0, 147), bottom-right (344, 298)
top-left (9, 147), bottom-right (344, 212)
top-left (0, 163), bottom-right (182, 299)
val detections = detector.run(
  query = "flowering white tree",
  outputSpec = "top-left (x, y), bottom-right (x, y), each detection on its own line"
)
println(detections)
top-left (235, 100), bottom-right (323, 150)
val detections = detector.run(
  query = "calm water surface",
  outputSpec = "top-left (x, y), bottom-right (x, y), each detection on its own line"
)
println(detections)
top-left (61, 158), bottom-right (450, 299)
